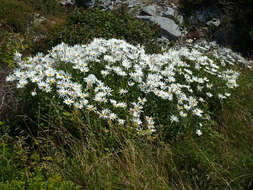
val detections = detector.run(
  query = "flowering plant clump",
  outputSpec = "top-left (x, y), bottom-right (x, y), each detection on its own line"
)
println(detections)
top-left (6, 38), bottom-right (243, 135)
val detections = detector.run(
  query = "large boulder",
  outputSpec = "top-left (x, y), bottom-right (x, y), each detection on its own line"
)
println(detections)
top-left (136, 15), bottom-right (182, 39)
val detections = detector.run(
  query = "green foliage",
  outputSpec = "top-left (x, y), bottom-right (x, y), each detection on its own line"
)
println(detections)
top-left (0, 0), bottom-right (33, 33)
top-left (0, 32), bottom-right (27, 68)
top-left (22, 0), bottom-right (64, 16)
top-left (0, 180), bottom-right (79, 190)
top-left (32, 8), bottom-right (161, 54)
top-left (0, 32), bottom-right (28, 120)
top-left (41, 70), bottom-right (253, 190)
top-left (11, 64), bottom-right (252, 189)
top-left (0, 127), bottom-right (80, 190)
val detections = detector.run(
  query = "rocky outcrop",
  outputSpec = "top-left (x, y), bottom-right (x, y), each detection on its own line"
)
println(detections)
top-left (60, 0), bottom-right (184, 40)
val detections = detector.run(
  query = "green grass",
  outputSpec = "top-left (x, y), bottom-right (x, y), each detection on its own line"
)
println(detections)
top-left (31, 8), bottom-right (161, 55)
top-left (46, 68), bottom-right (253, 190)
top-left (0, 0), bottom-right (33, 33)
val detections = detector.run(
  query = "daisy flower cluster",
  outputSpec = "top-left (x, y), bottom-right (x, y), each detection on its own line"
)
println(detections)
top-left (6, 38), bottom-right (244, 134)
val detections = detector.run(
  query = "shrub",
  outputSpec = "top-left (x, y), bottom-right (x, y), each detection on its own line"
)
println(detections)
top-left (31, 8), bottom-right (161, 55)
top-left (0, 0), bottom-right (33, 33)
top-left (22, 0), bottom-right (64, 16)
top-left (0, 124), bottom-right (80, 190)
top-left (0, 32), bottom-right (27, 120)
top-left (6, 39), bottom-right (248, 141)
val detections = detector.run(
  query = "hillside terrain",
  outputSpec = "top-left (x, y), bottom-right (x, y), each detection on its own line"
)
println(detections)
top-left (0, 0), bottom-right (253, 189)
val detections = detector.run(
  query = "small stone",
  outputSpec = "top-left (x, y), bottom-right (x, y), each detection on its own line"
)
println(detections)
top-left (60, 0), bottom-right (75, 6)
top-left (206, 18), bottom-right (221, 27)
top-left (163, 7), bottom-right (175, 18)
top-left (176, 15), bottom-right (184, 25)
top-left (157, 35), bottom-right (169, 43)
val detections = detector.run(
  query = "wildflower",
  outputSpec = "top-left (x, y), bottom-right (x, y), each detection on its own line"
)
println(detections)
top-left (206, 83), bottom-right (213, 89)
top-left (109, 113), bottom-right (117, 120)
top-left (179, 111), bottom-right (187, 118)
top-left (14, 51), bottom-right (22, 61)
top-left (188, 96), bottom-right (198, 107)
top-left (118, 119), bottom-right (125, 125)
top-left (122, 59), bottom-right (131, 70)
top-left (170, 115), bottom-right (179, 123)
top-left (119, 89), bottom-right (128, 95)
top-left (17, 79), bottom-right (28, 88)
top-left (116, 102), bottom-right (127, 108)
top-left (6, 38), bottom-right (242, 136)
top-left (192, 109), bottom-right (203, 117)
top-left (31, 90), bottom-right (37, 96)
top-left (218, 94), bottom-right (226, 99)
top-left (101, 70), bottom-right (109, 77)
top-left (103, 87), bottom-right (112, 96)
top-left (128, 81), bottom-right (135, 86)
top-left (138, 97), bottom-right (147, 104)
top-left (99, 109), bottom-right (109, 119)
top-left (197, 85), bottom-right (203, 91)
top-left (6, 75), bottom-right (16, 82)
top-left (87, 105), bottom-right (96, 112)
top-left (74, 102), bottom-right (83, 109)
top-left (64, 98), bottom-right (74, 105)
top-left (81, 99), bottom-right (88, 106)
top-left (196, 129), bottom-right (202, 136)
top-left (206, 92), bottom-right (213, 98)
top-left (132, 118), bottom-right (142, 126)
top-left (79, 93), bottom-right (88, 98)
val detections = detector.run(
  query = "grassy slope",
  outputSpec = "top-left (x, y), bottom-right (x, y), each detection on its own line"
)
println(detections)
top-left (0, 0), bottom-right (253, 189)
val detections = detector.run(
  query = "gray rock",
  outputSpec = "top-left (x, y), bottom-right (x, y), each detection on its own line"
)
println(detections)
top-left (141, 5), bottom-right (157, 16)
top-left (206, 18), bottom-right (220, 27)
top-left (127, 0), bottom-right (141, 9)
top-left (163, 7), bottom-right (175, 18)
top-left (136, 15), bottom-right (181, 39)
top-left (60, 0), bottom-right (75, 5)
top-left (176, 15), bottom-right (184, 25)
top-left (157, 35), bottom-right (170, 43)
top-left (99, 0), bottom-right (111, 9)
